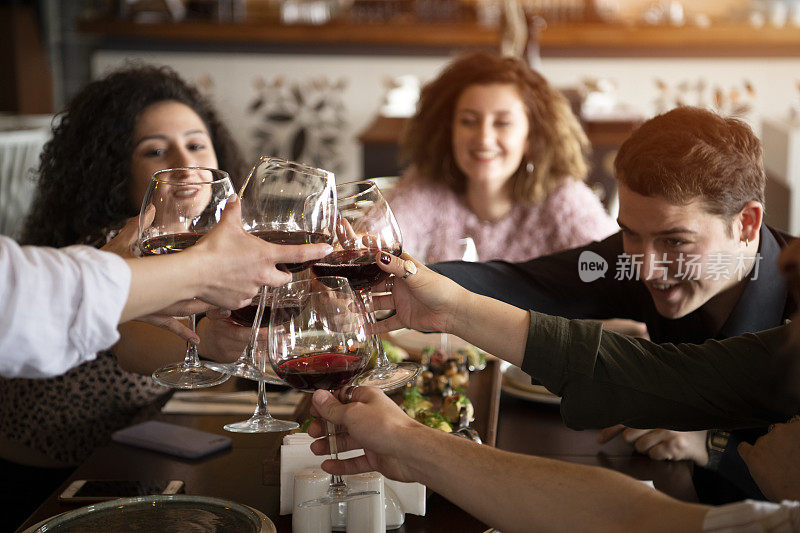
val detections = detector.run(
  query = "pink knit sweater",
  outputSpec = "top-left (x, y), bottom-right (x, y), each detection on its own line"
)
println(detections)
top-left (386, 177), bottom-right (618, 263)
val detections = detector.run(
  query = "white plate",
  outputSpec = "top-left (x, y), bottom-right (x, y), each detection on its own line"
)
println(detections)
top-left (503, 364), bottom-right (538, 391)
top-left (501, 365), bottom-right (561, 405)
top-left (501, 379), bottom-right (561, 405)
top-left (23, 495), bottom-right (276, 532)
top-left (384, 329), bottom-right (471, 353)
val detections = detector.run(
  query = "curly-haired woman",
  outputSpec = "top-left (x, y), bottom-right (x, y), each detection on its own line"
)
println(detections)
top-left (388, 52), bottom-right (617, 263)
top-left (1, 64), bottom-right (250, 530)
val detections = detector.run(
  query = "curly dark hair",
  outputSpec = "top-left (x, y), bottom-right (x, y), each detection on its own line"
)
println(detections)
top-left (400, 51), bottom-right (589, 205)
top-left (20, 63), bottom-right (247, 247)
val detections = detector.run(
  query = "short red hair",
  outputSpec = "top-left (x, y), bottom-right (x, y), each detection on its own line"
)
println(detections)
top-left (614, 106), bottom-right (765, 220)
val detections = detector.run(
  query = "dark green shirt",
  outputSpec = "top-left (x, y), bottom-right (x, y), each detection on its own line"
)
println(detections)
top-left (523, 311), bottom-right (797, 431)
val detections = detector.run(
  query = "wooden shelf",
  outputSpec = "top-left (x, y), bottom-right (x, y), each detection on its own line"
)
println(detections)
top-left (78, 18), bottom-right (500, 49)
top-left (78, 18), bottom-right (800, 57)
top-left (540, 22), bottom-right (800, 56)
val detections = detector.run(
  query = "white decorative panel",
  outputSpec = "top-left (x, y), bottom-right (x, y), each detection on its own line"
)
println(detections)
top-left (93, 51), bottom-right (450, 181)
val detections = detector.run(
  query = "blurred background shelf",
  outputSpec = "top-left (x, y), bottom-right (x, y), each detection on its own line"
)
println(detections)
top-left (78, 18), bottom-right (800, 57)
top-left (78, 18), bottom-right (501, 49)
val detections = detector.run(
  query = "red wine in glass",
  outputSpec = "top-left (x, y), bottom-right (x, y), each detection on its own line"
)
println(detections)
top-left (140, 233), bottom-right (203, 256)
top-left (275, 352), bottom-right (367, 392)
top-left (312, 247), bottom-right (402, 291)
top-left (230, 301), bottom-right (301, 328)
top-left (230, 304), bottom-right (271, 328)
top-left (251, 229), bottom-right (330, 272)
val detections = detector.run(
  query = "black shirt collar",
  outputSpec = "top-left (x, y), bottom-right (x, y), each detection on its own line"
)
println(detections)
top-left (646, 226), bottom-right (790, 343)
top-left (717, 226), bottom-right (790, 339)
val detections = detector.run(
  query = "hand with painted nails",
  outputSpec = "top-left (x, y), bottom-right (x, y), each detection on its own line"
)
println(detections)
top-left (371, 252), bottom-right (470, 336)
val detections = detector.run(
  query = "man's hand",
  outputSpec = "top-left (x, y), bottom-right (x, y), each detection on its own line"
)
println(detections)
top-left (599, 425), bottom-right (709, 465)
top-left (739, 420), bottom-right (800, 501)
top-left (307, 387), bottom-right (423, 483)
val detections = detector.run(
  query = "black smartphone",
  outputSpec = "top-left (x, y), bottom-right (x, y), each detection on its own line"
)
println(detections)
top-left (58, 479), bottom-right (185, 503)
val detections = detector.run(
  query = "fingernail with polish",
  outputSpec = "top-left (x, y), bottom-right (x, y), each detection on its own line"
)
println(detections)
top-left (380, 253), bottom-right (392, 265)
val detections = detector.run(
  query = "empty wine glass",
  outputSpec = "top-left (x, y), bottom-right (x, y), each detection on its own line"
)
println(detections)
top-left (267, 276), bottom-right (378, 507)
top-left (311, 180), bottom-right (421, 391)
top-left (138, 167), bottom-right (234, 389)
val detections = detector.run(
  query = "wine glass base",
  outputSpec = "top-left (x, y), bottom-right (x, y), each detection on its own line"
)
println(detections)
top-left (152, 364), bottom-right (230, 389)
top-left (203, 361), bottom-right (284, 384)
top-left (358, 361), bottom-right (422, 392)
top-left (224, 416), bottom-right (299, 433)
top-left (298, 490), bottom-right (380, 508)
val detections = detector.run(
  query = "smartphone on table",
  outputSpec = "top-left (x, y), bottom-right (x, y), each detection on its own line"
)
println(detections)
top-left (58, 479), bottom-right (185, 503)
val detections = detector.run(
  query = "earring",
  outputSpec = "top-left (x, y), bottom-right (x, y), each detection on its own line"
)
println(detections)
top-left (745, 238), bottom-right (750, 247)
top-left (526, 161), bottom-right (534, 174)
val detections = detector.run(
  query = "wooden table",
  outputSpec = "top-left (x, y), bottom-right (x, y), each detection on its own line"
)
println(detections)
top-left (18, 388), bottom-right (696, 532)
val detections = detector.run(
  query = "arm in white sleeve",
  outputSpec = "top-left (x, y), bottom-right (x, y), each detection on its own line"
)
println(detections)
top-left (0, 236), bottom-right (130, 378)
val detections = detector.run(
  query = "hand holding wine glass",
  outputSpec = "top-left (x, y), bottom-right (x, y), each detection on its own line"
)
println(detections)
top-left (268, 276), bottom-right (379, 506)
top-left (211, 155), bottom-right (337, 381)
top-left (137, 166), bottom-right (333, 390)
top-left (137, 167), bottom-right (237, 388)
top-left (369, 252), bottom-right (466, 337)
top-left (368, 251), bottom-right (532, 372)
top-left (311, 180), bottom-right (421, 391)
top-left (206, 157), bottom-right (337, 432)
top-left (307, 386), bottom-right (421, 484)
top-left (185, 197), bottom-right (334, 305)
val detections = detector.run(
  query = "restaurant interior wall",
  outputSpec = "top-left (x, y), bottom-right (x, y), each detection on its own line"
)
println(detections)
top-left (94, 49), bottom-right (800, 181)
top-left (93, 50), bottom-right (448, 180)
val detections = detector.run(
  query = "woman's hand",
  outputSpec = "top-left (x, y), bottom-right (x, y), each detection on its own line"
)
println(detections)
top-left (196, 308), bottom-right (262, 364)
top-left (370, 252), bottom-right (471, 336)
top-left (107, 209), bottom-right (207, 342)
top-left (186, 197), bottom-right (333, 310)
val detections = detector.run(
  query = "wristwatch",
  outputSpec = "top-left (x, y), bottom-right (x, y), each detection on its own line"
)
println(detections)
top-left (706, 430), bottom-right (731, 470)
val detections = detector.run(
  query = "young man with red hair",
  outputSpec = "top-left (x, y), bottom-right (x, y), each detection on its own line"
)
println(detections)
top-left (433, 106), bottom-right (795, 504)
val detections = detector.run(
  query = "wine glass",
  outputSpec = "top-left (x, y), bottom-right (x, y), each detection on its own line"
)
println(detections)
top-left (138, 167), bottom-right (235, 389)
top-left (205, 157), bottom-right (336, 432)
top-left (438, 237), bottom-right (479, 353)
top-left (219, 286), bottom-right (300, 433)
top-left (267, 276), bottom-right (379, 506)
top-left (311, 180), bottom-right (421, 391)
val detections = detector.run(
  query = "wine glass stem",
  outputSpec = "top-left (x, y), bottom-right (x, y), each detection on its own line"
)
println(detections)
top-left (253, 379), bottom-right (273, 419)
top-left (183, 314), bottom-right (201, 367)
top-left (326, 418), bottom-right (346, 491)
top-left (244, 285), bottom-right (270, 370)
top-left (359, 290), bottom-right (390, 370)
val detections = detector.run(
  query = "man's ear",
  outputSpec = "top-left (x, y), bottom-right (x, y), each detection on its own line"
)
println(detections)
top-left (736, 201), bottom-right (763, 243)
